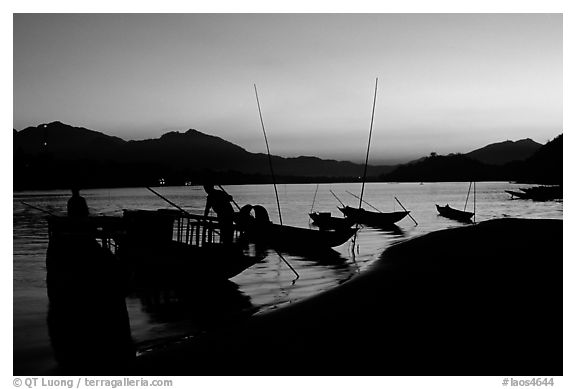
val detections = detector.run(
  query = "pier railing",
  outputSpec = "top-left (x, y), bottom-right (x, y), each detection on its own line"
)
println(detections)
top-left (47, 210), bottom-right (240, 256)
top-left (171, 212), bottom-right (230, 246)
top-left (123, 209), bottom-right (239, 248)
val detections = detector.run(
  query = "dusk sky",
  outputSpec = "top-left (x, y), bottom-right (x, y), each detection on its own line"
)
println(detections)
top-left (13, 13), bottom-right (562, 164)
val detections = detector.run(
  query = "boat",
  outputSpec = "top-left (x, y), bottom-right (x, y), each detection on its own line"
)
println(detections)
top-left (435, 204), bottom-right (474, 223)
top-left (506, 186), bottom-right (561, 201)
top-left (247, 222), bottom-right (356, 251)
top-left (242, 217), bottom-right (356, 251)
top-left (436, 181), bottom-right (476, 223)
top-left (505, 190), bottom-right (531, 200)
top-left (309, 211), bottom-right (355, 231)
top-left (47, 209), bottom-right (265, 284)
top-left (338, 206), bottom-right (410, 227)
top-left (121, 209), bottom-right (265, 282)
top-left (233, 204), bottom-right (356, 252)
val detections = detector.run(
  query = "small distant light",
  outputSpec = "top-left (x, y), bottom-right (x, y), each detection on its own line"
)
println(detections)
top-left (159, 178), bottom-right (165, 185)
top-left (43, 142), bottom-right (48, 147)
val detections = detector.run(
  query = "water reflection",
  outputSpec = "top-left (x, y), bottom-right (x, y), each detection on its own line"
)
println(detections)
top-left (131, 279), bottom-right (254, 335)
top-left (275, 245), bottom-right (348, 265)
top-left (372, 224), bottom-right (405, 236)
top-left (46, 239), bottom-right (134, 374)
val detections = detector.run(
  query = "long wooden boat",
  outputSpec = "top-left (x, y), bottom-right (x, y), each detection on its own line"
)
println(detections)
top-left (309, 212), bottom-right (355, 231)
top-left (435, 204), bottom-right (474, 223)
top-left (47, 210), bottom-right (264, 283)
top-left (517, 186), bottom-right (561, 201)
top-left (243, 221), bottom-right (357, 251)
top-left (338, 206), bottom-right (410, 227)
top-left (121, 209), bottom-right (264, 281)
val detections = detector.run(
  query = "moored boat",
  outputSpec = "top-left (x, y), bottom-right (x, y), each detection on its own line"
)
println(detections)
top-left (47, 209), bottom-right (265, 284)
top-left (507, 185), bottom-right (562, 201)
top-left (435, 204), bottom-right (474, 223)
top-left (309, 212), bottom-right (355, 231)
top-left (243, 219), bottom-right (356, 252)
top-left (505, 190), bottom-right (531, 200)
top-left (121, 209), bottom-right (264, 282)
top-left (338, 206), bottom-right (410, 227)
top-left (235, 205), bottom-right (356, 252)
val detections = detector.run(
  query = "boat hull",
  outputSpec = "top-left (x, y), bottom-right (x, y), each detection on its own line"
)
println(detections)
top-left (120, 240), bottom-right (262, 283)
top-left (435, 204), bottom-right (474, 223)
top-left (338, 206), bottom-right (410, 227)
top-left (47, 212), bottom-right (264, 285)
top-left (245, 222), bottom-right (356, 251)
top-left (309, 212), bottom-right (355, 231)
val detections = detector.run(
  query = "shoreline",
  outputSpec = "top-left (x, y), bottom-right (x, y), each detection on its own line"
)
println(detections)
top-left (133, 218), bottom-right (562, 376)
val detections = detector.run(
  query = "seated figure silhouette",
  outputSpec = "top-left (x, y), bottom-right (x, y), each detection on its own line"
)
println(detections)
top-left (203, 182), bottom-right (234, 245)
top-left (67, 187), bottom-right (89, 218)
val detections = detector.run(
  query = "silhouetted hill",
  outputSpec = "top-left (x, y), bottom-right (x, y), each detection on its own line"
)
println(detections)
top-left (13, 122), bottom-right (562, 189)
top-left (13, 122), bottom-right (394, 190)
top-left (380, 134), bottom-right (562, 184)
top-left (519, 134), bottom-right (562, 184)
top-left (465, 138), bottom-right (542, 165)
top-left (381, 154), bottom-right (497, 182)
top-left (14, 121), bottom-right (126, 159)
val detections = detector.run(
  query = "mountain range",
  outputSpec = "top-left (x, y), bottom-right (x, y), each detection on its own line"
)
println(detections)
top-left (13, 121), bottom-right (561, 190)
top-left (381, 135), bottom-right (561, 184)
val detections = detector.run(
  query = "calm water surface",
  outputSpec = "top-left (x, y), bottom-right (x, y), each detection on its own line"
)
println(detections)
top-left (13, 182), bottom-right (562, 374)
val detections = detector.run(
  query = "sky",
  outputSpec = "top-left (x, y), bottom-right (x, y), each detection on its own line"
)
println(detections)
top-left (13, 13), bottom-right (562, 164)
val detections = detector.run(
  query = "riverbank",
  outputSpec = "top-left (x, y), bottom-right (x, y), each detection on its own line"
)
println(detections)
top-left (133, 218), bottom-right (562, 376)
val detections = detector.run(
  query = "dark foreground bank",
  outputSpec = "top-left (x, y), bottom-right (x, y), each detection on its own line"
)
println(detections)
top-left (132, 218), bottom-right (562, 376)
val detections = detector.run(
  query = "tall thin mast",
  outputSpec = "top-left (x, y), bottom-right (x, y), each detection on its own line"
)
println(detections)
top-left (358, 78), bottom-right (379, 210)
top-left (254, 84), bottom-right (283, 226)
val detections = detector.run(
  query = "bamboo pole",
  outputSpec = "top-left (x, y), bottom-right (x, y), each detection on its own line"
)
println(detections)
top-left (254, 84), bottom-right (283, 226)
top-left (253, 84), bottom-right (298, 279)
top-left (358, 77), bottom-right (379, 210)
top-left (310, 184), bottom-right (320, 214)
top-left (464, 181), bottom-right (473, 211)
top-left (19, 201), bottom-right (58, 216)
top-left (394, 197), bottom-right (418, 226)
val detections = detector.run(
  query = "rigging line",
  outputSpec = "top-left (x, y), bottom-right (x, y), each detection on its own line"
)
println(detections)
top-left (329, 189), bottom-right (345, 207)
top-left (217, 185), bottom-right (241, 211)
top-left (254, 84), bottom-right (283, 226)
top-left (345, 190), bottom-right (381, 212)
top-left (146, 187), bottom-right (190, 215)
top-left (19, 201), bottom-right (58, 216)
top-left (358, 77), bottom-right (379, 210)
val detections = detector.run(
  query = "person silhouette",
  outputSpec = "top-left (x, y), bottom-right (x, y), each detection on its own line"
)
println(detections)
top-left (203, 182), bottom-right (234, 244)
top-left (67, 187), bottom-right (89, 218)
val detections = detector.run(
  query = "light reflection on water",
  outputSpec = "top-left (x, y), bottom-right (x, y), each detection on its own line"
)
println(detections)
top-left (13, 182), bottom-right (562, 374)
